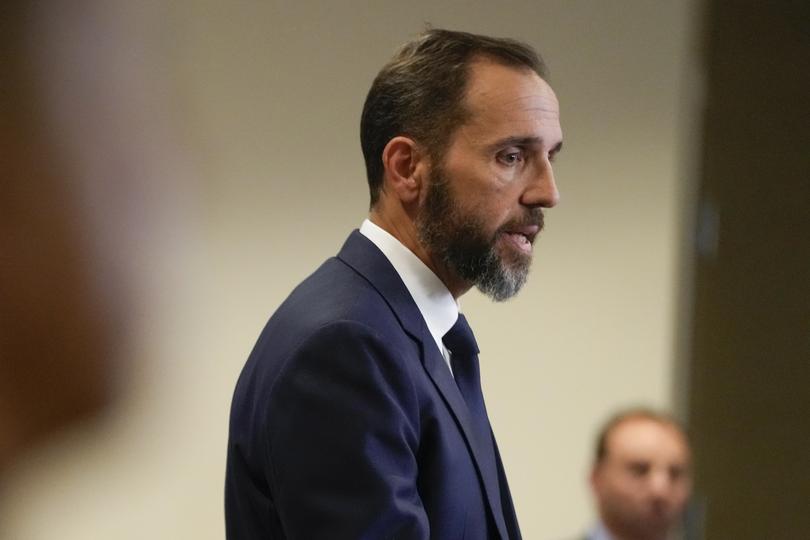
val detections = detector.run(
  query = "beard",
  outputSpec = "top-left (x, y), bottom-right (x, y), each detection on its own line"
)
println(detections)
top-left (416, 165), bottom-right (544, 302)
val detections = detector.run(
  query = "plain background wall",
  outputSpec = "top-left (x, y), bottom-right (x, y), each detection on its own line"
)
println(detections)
top-left (0, 1), bottom-right (700, 538)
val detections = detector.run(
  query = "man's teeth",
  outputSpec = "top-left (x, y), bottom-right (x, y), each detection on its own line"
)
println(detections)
top-left (508, 232), bottom-right (529, 245)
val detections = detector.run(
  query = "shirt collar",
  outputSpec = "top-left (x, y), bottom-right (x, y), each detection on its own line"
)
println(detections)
top-left (588, 522), bottom-right (615, 540)
top-left (359, 219), bottom-right (458, 356)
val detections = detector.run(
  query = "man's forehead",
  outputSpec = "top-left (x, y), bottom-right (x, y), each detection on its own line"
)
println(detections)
top-left (457, 59), bottom-right (561, 145)
top-left (463, 58), bottom-right (557, 109)
top-left (607, 418), bottom-right (690, 461)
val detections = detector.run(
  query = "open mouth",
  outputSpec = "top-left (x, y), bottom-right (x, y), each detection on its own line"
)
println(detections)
top-left (503, 232), bottom-right (532, 253)
top-left (500, 224), bottom-right (539, 254)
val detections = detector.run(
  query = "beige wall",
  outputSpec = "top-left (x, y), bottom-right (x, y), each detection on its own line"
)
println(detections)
top-left (0, 1), bottom-right (699, 538)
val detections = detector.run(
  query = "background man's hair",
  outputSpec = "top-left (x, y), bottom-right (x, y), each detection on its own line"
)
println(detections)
top-left (360, 27), bottom-right (547, 207)
top-left (594, 407), bottom-right (690, 464)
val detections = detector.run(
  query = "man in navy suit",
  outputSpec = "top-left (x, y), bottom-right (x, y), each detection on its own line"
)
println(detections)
top-left (226, 28), bottom-right (562, 539)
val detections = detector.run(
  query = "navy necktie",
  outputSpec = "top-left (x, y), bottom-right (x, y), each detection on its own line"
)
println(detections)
top-left (443, 314), bottom-right (506, 534)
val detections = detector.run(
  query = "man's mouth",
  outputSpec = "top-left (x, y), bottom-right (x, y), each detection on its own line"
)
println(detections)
top-left (500, 225), bottom-right (540, 254)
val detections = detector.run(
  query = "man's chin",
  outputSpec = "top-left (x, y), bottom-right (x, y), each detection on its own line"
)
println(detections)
top-left (474, 264), bottom-right (529, 302)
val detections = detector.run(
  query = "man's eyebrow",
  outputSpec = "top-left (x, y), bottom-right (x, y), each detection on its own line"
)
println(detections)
top-left (487, 136), bottom-right (542, 150)
top-left (486, 137), bottom-right (564, 155)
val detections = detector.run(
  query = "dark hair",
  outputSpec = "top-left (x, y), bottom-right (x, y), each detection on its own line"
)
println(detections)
top-left (594, 407), bottom-right (690, 464)
top-left (360, 28), bottom-right (548, 207)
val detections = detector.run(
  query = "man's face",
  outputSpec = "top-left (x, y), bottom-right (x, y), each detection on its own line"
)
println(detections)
top-left (416, 58), bottom-right (562, 301)
top-left (591, 418), bottom-right (692, 540)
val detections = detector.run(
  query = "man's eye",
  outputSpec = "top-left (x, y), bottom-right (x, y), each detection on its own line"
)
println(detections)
top-left (497, 149), bottom-right (523, 165)
top-left (669, 466), bottom-right (686, 481)
top-left (628, 462), bottom-right (650, 477)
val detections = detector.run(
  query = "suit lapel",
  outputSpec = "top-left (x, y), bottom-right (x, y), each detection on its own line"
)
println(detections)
top-left (494, 436), bottom-right (521, 539)
top-left (422, 340), bottom-right (510, 539)
top-left (337, 230), bottom-right (509, 540)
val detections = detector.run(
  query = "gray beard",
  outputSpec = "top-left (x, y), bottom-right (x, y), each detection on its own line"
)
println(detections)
top-left (416, 170), bottom-right (536, 302)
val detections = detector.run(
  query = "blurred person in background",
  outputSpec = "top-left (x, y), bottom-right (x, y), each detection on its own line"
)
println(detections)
top-left (581, 409), bottom-right (692, 540)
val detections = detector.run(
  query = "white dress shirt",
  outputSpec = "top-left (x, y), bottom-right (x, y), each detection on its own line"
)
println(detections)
top-left (359, 219), bottom-right (458, 372)
top-left (587, 522), bottom-right (615, 540)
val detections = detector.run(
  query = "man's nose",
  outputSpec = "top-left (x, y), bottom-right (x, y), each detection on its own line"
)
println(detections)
top-left (520, 162), bottom-right (559, 208)
top-left (648, 469), bottom-right (671, 499)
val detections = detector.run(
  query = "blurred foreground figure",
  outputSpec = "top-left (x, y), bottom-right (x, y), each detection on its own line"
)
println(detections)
top-left (0, 2), bottom-right (118, 474)
top-left (227, 28), bottom-right (562, 539)
top-left (584, 409), bottom-right (692, 540)
top-left (1, 0), bottom-right (181, 476)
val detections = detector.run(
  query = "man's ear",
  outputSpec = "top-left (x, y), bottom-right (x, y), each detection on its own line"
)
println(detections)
top-left (381, 136), bottom-right (427, 204)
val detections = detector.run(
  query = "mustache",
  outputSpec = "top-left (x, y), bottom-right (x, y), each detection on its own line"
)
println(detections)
top-left (500, 208), bottom-right (544, 232)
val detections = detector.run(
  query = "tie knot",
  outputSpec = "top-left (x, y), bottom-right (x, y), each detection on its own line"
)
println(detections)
top-left (442, 314), bottom-right (479, 357)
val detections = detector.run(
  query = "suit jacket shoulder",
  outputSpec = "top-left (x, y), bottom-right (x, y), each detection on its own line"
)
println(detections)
top-left (226, 231), bottom-right (512, 539)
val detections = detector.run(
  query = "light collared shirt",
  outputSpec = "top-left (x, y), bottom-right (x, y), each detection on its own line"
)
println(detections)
top-left (587, 522), bottom-right (682, 540)
top-left (359, 219), bottom-right (458, 372)
top-left (587, 522), bottom-right (615, 540)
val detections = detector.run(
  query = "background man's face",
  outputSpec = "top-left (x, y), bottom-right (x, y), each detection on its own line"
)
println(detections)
top-left (591, 418), bottom-right (692, 540)
top-left (416, 58), bottom-right (561, 301)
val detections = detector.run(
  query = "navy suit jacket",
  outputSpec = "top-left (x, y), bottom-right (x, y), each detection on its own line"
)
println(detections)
top-left (226, 231), bottom-right (521, 539)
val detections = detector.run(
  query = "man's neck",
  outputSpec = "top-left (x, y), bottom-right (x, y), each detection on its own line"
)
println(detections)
top-left (368, 210), bottom-right (470, 298)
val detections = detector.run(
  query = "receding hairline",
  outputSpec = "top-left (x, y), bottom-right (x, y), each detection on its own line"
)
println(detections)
top-left (594, 409), bottom-right (690, 464)
top-left (461, 53), bottom-right (553, 102)
top-left (435, 54), bottom-right (556, 151)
